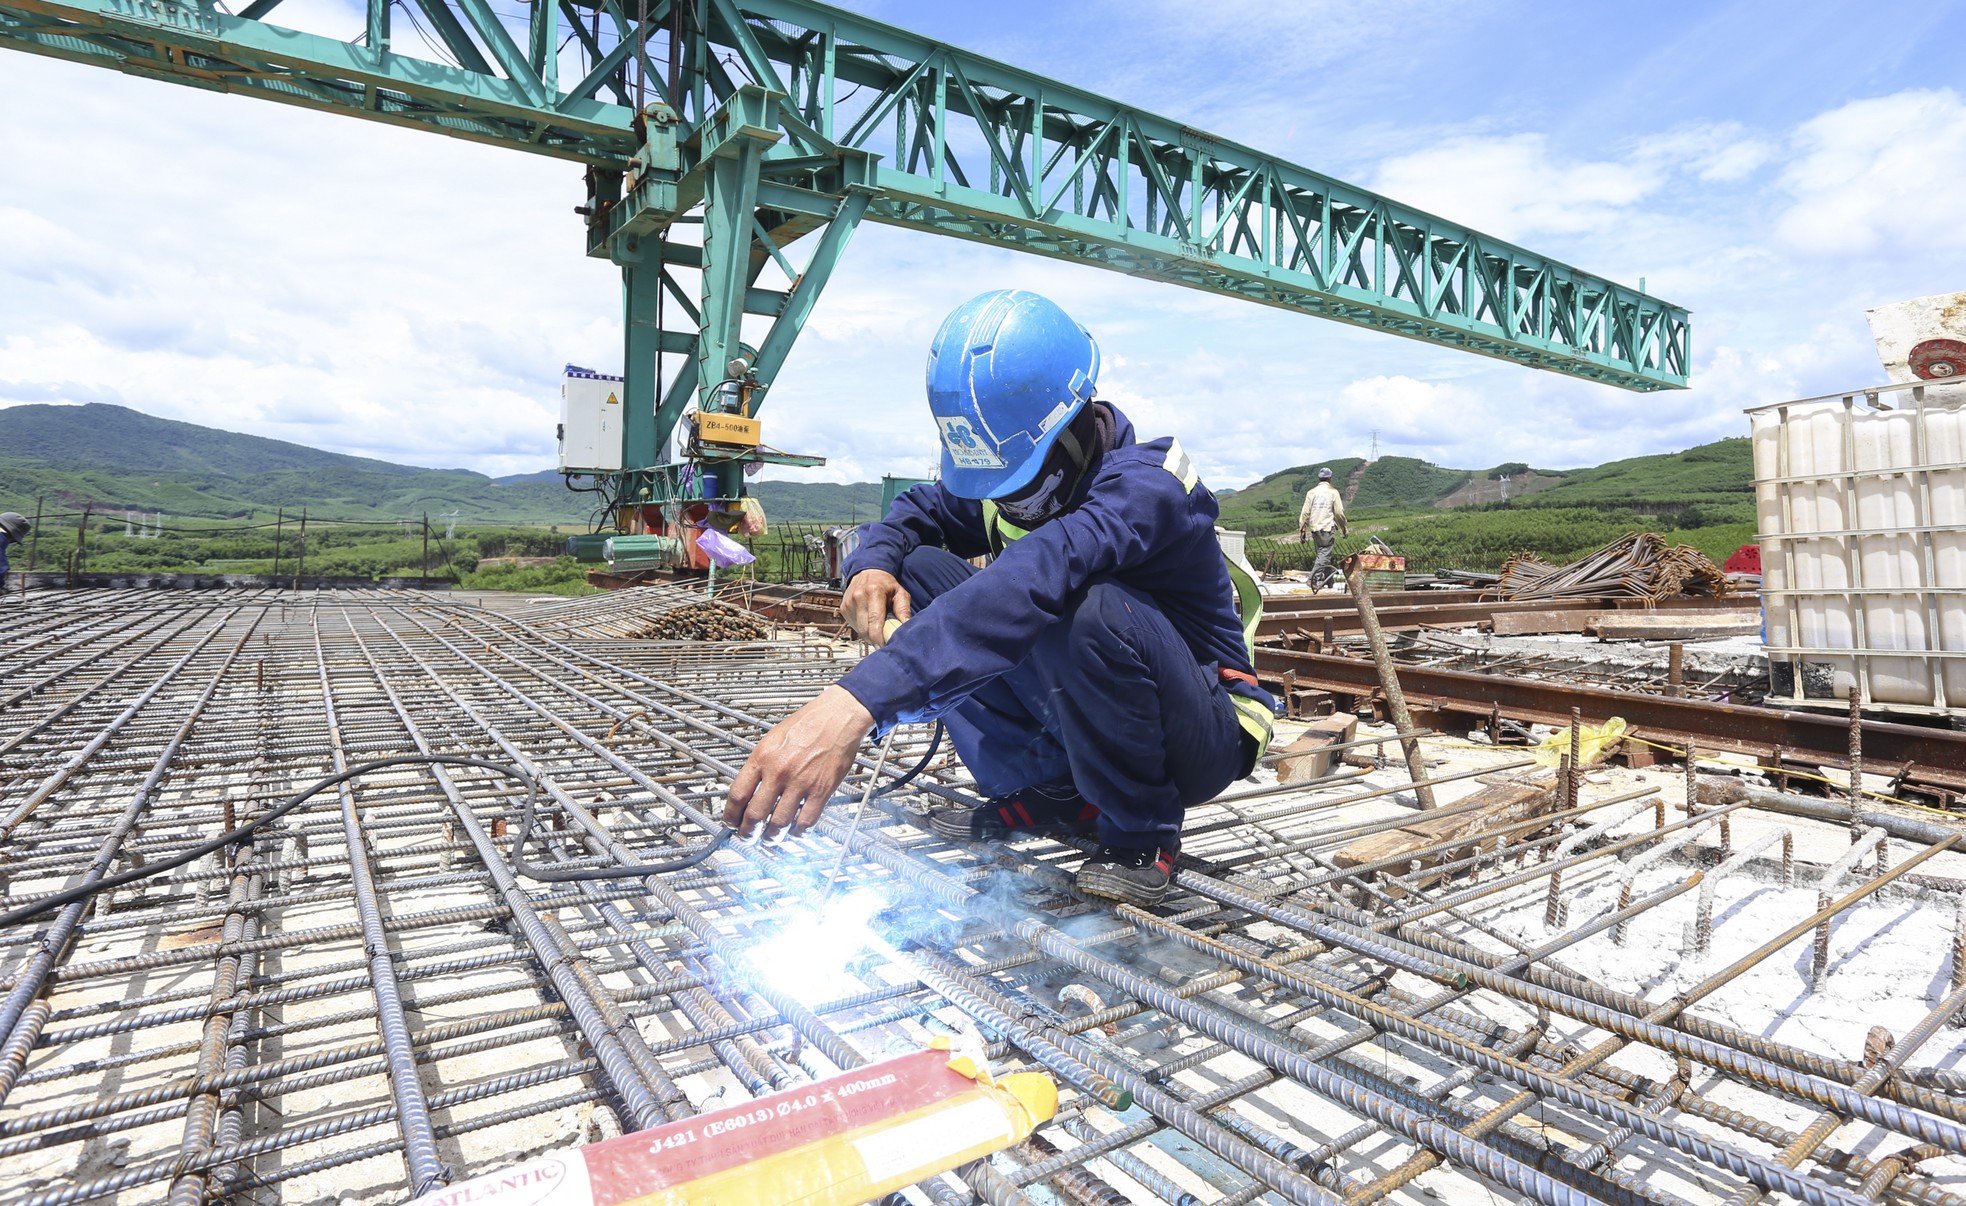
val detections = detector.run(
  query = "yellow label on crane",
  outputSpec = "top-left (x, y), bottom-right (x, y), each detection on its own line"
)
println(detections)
top-left (698, 413), bottom-right (761, 446)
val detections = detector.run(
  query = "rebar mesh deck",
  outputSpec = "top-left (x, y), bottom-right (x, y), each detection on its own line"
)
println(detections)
top-left (4, 588), bottom-right (1966, 1206)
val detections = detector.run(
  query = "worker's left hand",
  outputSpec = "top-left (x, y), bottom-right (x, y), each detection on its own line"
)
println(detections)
top-left (724, 685), bottom-right (876, 839)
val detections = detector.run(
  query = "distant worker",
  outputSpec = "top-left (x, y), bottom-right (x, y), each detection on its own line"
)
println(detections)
top-left (1297, 467), bottom-right (1347, 590)
top-left (724, 290), bottom-right (1275, 904)
top-left (0, 512), bottom-right (27, 583)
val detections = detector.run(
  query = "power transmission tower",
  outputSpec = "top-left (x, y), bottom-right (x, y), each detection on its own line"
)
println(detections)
top-left (1369, 430), bottom-right (1380, 461)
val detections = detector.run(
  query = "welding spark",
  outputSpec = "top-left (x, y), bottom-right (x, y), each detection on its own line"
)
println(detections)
top-left (745, 889), bottom-right (890, 1007)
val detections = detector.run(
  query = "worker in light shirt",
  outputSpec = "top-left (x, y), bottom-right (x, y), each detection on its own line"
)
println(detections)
top-left (1297, 467), bottom-right (1347, 590)
top-left (723, 290), bottom-right (1275, 905)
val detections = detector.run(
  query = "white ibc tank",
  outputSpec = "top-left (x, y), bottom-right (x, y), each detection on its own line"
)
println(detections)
top-left (1753, 384), bottom-right (1966, 713)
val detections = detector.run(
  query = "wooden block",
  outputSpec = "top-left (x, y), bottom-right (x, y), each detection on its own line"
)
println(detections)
top-left (1490, 609), bottom-right (1608, 636)
top-left (1333, 772), bottom-right (1560, 874)
top-left (1615, 742), bottom-right (1670, 769)
top-left (1276, 715), bottom-right (1359, 783)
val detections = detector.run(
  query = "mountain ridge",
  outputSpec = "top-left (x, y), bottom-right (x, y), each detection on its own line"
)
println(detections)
top-left (1, 402), bottom-right (1752, 528)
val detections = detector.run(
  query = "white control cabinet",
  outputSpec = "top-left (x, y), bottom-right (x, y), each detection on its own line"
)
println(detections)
top-left (559, 365), bottom-right (624, 473)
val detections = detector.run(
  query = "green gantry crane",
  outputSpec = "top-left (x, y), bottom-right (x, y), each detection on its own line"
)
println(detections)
top-left (0, 0), bottom-right (1690, 511)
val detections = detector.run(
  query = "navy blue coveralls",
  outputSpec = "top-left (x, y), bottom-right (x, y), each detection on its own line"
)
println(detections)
top-left (837, 406), bottom-right (1274, 853)
top-left (0, 532), bottom-right (11, 577)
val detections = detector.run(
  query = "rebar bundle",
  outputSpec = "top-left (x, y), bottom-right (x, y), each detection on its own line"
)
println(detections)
top-left (0, 586), bottom-right (1962, 1206)
top-left (1500, 532), bottom-right (1729, 602)
top-left (627, 602), bottom-right (771, 642)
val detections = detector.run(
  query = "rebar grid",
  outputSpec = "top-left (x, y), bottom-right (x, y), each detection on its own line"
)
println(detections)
top-left (3, 588), bottom-right (1965, 1206)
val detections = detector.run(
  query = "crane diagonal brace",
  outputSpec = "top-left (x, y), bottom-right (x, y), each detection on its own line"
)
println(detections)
top-left (598, 86), bottom-right (878, 474)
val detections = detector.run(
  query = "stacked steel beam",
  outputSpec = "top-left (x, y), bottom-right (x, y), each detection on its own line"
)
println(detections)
top-left (2, 588), bottom-right (1965, 1205)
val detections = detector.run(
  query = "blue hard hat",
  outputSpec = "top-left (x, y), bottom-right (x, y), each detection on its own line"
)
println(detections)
top-left (926, 290), bottom-right (1099, 499)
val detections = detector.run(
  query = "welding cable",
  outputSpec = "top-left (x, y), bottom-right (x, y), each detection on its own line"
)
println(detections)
top-left (508, 776), bottom-right (733, 882)
top-left (0, 755), bottom-right (732, 928)
top-left (871, 720), bottom-right (943, 798)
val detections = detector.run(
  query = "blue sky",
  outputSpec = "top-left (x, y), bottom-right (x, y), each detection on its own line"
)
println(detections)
top-left (3, 0), bottom-right (1964, 488)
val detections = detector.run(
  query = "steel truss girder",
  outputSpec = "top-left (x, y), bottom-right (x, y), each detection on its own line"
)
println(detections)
top-left (0, 0), bottom-right (636, 162)
top-left (729, 0), bottom-right (1688, 390)
top-left (0, 0), bottom-right (1691, 459)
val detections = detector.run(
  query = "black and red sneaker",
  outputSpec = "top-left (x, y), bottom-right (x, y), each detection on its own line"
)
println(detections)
top-left (1075, 845), bottom-right (1177, 906)
top-left (928, 785), bottom-right (1099, 842)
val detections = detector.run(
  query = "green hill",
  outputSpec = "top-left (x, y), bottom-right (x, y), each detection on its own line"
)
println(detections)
top-left (0, 402), bottom-right (898, 525)
top-left (1521, 438), bottom-right (1752, 508)
top-left (1215, 457), bottom-right (1366, 524)
top-left (1228, 438), bottom-right (1760, 577)
top-left (1217, 439), bottom-right (1752, 531)
top-left (1348, 456), bottom-right (1472, 509)
top-left (0, 403), bottom-right (440, 476)
top-left (0, 401), bottom-right (1758, 551)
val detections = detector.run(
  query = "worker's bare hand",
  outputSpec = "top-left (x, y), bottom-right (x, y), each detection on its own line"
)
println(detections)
top-left (724, 686), bottom-right (876, 840)
top-left (841, 569), bottom-right (911, 646)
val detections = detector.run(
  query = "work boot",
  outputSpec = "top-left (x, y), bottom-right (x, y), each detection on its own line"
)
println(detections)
top-left (928, 786), bottom-right (1098, 842)
top-left (1075, 845), bottom-right (1177, 906)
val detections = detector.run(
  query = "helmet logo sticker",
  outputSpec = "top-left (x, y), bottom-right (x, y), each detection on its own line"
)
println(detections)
top-left (939, 417), bottom-right (1006, 469)
top-left (1036, 400), bottom-right (1071, 434)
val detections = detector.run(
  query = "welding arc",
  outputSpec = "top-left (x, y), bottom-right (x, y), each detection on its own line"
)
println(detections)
top-left (0, 755), bottom-right (732, 928)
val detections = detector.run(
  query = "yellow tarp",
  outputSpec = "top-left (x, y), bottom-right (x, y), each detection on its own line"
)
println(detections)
top-left (1531, 717), bottom-right (1628, 769)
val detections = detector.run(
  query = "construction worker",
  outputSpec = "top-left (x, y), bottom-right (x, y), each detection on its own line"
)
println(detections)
top-left (0, 512), bottom-right (27, 583)
top-left (724, 289), bottom-right (1275, 905)
top-left (1297, 467), bottom-right (1347, 590)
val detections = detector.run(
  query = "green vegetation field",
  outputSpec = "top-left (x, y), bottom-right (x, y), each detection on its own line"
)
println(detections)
top-left (9, 512), bottom-right (607, 593)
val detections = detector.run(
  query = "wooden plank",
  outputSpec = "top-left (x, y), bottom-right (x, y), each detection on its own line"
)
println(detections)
top-left (1490, 609), bottom-right (1609, 636)
top-left (1333, 772), bottom-right (1559, 874)
top-left (1590, 612), bottom-right (1762, 641)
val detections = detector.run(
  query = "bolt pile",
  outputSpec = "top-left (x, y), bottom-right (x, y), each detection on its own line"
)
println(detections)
top-left (2, 587), bottom-right (1965, 1206)
top-left (1501, 532), bottom-right (1729, 601)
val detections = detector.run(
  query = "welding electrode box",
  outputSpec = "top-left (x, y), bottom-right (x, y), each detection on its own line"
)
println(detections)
top-left (559, 365), bottom-right (625, 474)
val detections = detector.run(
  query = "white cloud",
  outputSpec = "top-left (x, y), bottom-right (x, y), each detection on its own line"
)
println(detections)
top-left (0, 47), bottom-right (620, 477)
top-left (1633, 123), bottom-right (1776, 183)
top-left (1370, 120), bottom-right (1780, 250)
top-left (1372, 134), bottom-right (1655, 241)
top-left (1776, 88), bottom-right (1966, 255)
